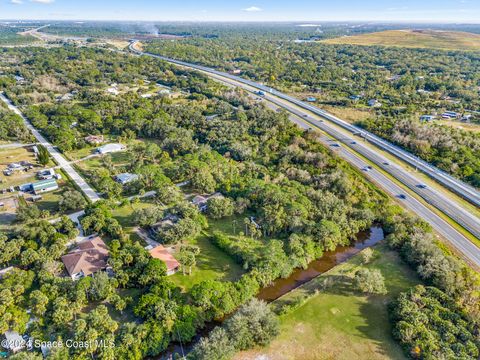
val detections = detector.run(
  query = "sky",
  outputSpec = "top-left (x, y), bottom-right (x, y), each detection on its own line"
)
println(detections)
top-left (0, 0), bottom-right (479, 23)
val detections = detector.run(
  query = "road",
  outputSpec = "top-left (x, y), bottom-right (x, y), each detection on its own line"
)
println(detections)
top-left (129, 43), bottom-right (480, 209)
top-left (0, 92), bottom-right (101, 203)
top-left (130, 43), bottom-right (480, 268)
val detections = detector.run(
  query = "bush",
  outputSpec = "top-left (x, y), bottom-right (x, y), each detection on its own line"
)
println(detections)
top-left (353, 268), bottom-right (387, 295)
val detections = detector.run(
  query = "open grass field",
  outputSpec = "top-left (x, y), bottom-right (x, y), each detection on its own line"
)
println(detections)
top-left (235, 243), bottom-right (419, 360)
top-left (171, 233), bottom-right (245, 291)
top-left (322, 30), bottom-right (480, 51)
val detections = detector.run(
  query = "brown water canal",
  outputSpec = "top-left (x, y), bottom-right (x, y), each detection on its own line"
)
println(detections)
top-left (157, 225), bottom-right (384, 359)
top-left (257, 226), bottom-right (385, 302)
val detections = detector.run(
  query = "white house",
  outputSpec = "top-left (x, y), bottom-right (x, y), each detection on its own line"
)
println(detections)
top-left (96, 143), bottom-right (126, 155)
top-left (420, 115), bottom-right (435, 122)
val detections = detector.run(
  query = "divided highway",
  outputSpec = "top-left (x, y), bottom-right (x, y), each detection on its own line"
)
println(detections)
top-left (130, 42), bottom-right (480, 268)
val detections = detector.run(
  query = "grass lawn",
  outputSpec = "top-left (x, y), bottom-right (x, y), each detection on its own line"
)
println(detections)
top-left (322, 29), bottom-right (480, 51)
top-left (235, 243), bottom-right (419, 360)
top-left (171, 233), bottom-right (245, 291)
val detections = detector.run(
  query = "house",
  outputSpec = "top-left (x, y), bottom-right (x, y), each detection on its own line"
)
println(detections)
top-left (37, 168), bottom-right (55, 180)
top-left (420, 115), bottom-right (435, 122)
top-left (461, 114), bottom-right (473, 122)
top-left (14, 75), bottom-right (25, 83)
top-left (149, 245), bottom-right (180, 275)
top-left (306, 97), bottom-right (317, 102)
top-left (191, 195), bottom-right (208, 211)
top-left (61, 237), bottom-right (109, 280)
top-left (114, 173), bottom-right (139, 185)
top-left (191, 192), bottom-right (225, 212)
top-left (349, 95), bottom-right (362, 101)
top-left (32, 179), bottom-right (58, 194)
top-left (231, 69), bottom-right (242, 75)
top-left (441, 111), bottom-right (460, 119)
top-left (106, 84), bottom-right (119, 95)
top-left (95, 143), bottom-right (126, 155)
top-left (84, 135), bottom-right (104, 145)
top-left (2, 331), bottom-right (24, 353)
top-left (368, 99), bottom-right (382, 108)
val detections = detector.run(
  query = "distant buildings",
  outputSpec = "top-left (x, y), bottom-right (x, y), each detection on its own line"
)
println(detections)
top-left (61, 237), bottom-right (109, 280)
top-left (306, 96), bottom-right (317, 102)
top-left (148, 245), bottom-right (180, 275)
top-left (114, 173), bottom-right (139, 185)
top-left (95, 143), bottom-right (126, 155)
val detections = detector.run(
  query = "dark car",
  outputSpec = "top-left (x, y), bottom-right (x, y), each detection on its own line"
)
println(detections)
top-left (397, 194), bottom-right (407, 199)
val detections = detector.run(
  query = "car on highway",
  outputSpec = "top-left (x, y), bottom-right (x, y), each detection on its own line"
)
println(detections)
top-left (303, 114), bottom-right (308, 118)
top-left (330, 143), bottom-right (341, 148)
top-left (383, 162), bottom-right (390, 166)
top-left (351, 141), bottom-right (357, 144)
top-left (397, 194), bottom-right (407, 199)
top-left (417, 184), bottom-right (428, 189)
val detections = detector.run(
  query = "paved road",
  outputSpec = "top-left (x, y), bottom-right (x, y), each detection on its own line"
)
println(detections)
top-left (0, 92), bottom-right (101, 202)
top-left (130, 43), bottom-right (480, 209)
top-left (130, 44), bottom-right (480, 268)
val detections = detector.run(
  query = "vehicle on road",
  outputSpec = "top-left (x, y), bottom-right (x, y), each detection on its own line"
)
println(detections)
top-left (351, 141), bottom-right (357, 144)
top-left (417, 184), bottom-right (428, 189)
top-left (330, 143), bottom-right (341, 148)
top-left (383, 162), bottom-right (390, 165)
top-left (397, 194), bottom-right (407, 199)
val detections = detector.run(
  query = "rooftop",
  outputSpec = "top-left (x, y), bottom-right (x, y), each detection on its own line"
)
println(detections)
top-left (149, 245), bottom-right (180, 273)
top-left (61, 237), bottom-right (109, 277)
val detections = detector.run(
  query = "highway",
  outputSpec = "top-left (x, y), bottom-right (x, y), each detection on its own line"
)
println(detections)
top-left (0, 92), bottom-right (101, 203)
top-left (129, 42), bottom-right (480, 268)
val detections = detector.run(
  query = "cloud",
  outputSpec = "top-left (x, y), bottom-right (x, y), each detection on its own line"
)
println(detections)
top-left (10, 0), bottom-right (24, 4)
top-left (242, 6), bottom-right (262, 12)
top-left (31, 0), bottom-right (55, 3)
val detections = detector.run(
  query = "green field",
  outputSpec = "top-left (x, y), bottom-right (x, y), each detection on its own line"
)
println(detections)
top-left (171, 233), bottom-right (245, 291)
top-left (235, 243), bottom-right (419, 360)
top-left (322, 30), bottom-right (480, 51)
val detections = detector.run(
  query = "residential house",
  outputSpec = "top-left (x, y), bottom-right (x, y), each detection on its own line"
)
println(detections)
top-left (84, 135), bottom-right (104, 145)
top-left (2, 331), bottom-right (24, 353)
top-left (95, 143), bottom-right (126, 155)
top-left (306, 96), bottom-right (317, 102)
top-left (37, 168), bottom-right (55, 180)
top-left (61, 237), bottom-right (109, 280)
top-left (441, 111), bottom-right (460, 119)
top-left (149, 245), bottom-right (180, 275)
top-left (114, 173), bottom-right (139, 185)
top-left (368, 99), bottom-right (382, 107)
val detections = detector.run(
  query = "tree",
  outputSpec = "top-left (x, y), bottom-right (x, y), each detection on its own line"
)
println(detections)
top-left (206, 197), bottom-right (234, 219)
top-left (16, 203), bottom-right (41, 223)
top-left (177, 245), bottom-right (200, 275)
top-left (59, 189), bottom-right (87, 211)
top-left (37, 144), bottom-right (49, 166)
top-left (353, 269), bottom-right (387, 295)
top-left (139, 258), bottom-right (167, 286)
top-left (89, 272), bottom-right (114, 301)
top-left (360, 248), bottom-right (375, 264)
top-left (188, 327), bottom-right (235, 360)
top-left (225, 298), bottom-right (279, 350)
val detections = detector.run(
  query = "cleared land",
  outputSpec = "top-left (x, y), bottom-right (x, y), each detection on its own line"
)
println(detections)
top-left (322, 30), bottom-right (480, 51)
top-left (235, 243), bottom-right (419, 360)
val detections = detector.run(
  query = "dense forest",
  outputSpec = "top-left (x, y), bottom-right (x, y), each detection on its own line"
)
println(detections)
top-left (144, 31), bottom-right (480, 187)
